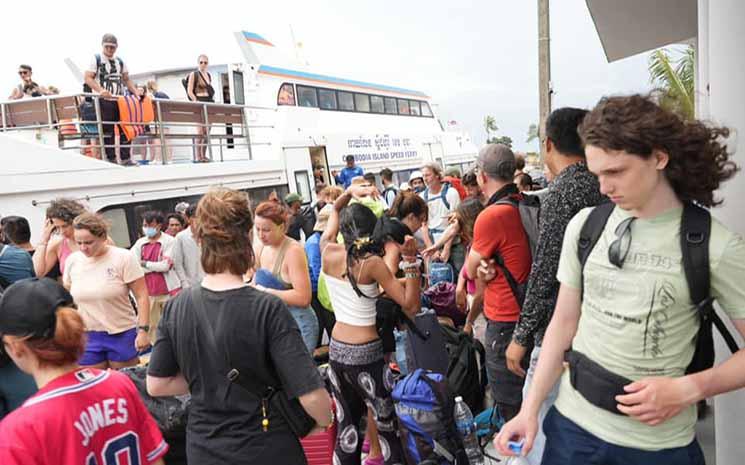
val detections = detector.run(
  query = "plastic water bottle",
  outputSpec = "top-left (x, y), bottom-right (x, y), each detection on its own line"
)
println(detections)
top-left (453, 396), bottom-right (484, 465)
top-left (504, 440), bottom-right (530, 465)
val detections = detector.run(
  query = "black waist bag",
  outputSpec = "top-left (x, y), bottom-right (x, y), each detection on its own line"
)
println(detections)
top-left (564, 350), bottom-right (633, 415)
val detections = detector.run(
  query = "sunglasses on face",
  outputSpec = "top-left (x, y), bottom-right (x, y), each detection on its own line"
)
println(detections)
top-left (18, 71), bottom-right (29, 75)
top-left (199, 61), bottom-right (208, 64)
top-left (608, 216), bottom-right (636, 268)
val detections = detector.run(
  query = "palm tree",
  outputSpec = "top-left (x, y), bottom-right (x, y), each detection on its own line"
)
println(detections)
top-left (484, 116), bottom-right (498, 142)
top-left (648, 46), bottom-right (695, 120)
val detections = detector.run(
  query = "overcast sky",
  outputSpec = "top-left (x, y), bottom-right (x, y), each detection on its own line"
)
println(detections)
top-left (1, 0), bottom-right (655, 152)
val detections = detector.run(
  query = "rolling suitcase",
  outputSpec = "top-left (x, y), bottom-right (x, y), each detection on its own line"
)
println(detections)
top-left (300, 397), bottom-right (337, 465)
top-left (406, 308), bottom-right (450, 375)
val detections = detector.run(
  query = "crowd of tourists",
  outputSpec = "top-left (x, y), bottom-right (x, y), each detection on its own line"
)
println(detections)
top-left (1, 93), bottom-right (745, 465)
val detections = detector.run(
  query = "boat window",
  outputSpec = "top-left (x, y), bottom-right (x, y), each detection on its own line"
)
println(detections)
top-left (384, 97), bottom-right (398, 114)
top-left (318, 88), bottom-right (338, 110)
top-left (421, 101), bottom-right (433, 117)
top-left (338, 91), bottom-right (355, 111)
top-left (100, 208), bottom-right (130, 248)
top-left (354, 93), bottom-right (370, 112)
top-left (409, 100), bottom-right (421, 116)
top-left (233, 71), bottom-right (245, 105)
top-left (397, 99), bottom-right (410, 115)
top-left (370, 96), bottom-right (385, 113)
top-left (297, 85), bottom-right (319, 107)
top-left (277, 83), bottom-right (296, 106)
top-left (294, 171), bottom-right (312, 203)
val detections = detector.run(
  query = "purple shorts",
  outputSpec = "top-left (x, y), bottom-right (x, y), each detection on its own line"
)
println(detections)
top-left (79, 328), bottom-right (138, 365)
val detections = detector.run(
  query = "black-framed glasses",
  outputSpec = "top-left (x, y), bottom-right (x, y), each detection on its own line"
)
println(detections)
top-left (608, 216), bottom-right (636, 268)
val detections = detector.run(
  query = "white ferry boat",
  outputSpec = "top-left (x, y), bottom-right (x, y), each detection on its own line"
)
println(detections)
top-left (0, 30), bottom-right (477, 246)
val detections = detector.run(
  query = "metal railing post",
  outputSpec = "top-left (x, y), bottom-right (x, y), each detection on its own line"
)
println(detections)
top-left (46, 98), bottom-right (54, 129)
top-left (94, 96), bottom-right (106, 159)
top-left (202, 103), bottom-right (215, 162)
top-left (243, 108), bottom-right (253, 161)
top-left (1, 103), bottom-right (6, 132)
top-left (156, 100), bottom-right (167, 165)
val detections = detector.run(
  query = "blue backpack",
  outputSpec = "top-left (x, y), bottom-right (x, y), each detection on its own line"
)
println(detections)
top-left (392, 369), bottom-right (466, 465)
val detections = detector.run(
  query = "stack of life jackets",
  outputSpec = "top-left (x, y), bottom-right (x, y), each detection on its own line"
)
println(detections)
top-left (117, 95), bottom-right (154, 142)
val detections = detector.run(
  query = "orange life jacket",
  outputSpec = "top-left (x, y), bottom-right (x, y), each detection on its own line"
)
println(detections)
top-left (117, 95), bottom-right (154, 142)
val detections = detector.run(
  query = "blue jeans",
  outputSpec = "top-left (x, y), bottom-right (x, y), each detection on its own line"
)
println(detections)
top-left (289, 306), bottom-right (319, 353)
top-left (0, 362), bottom-right (37, 419)
top-left (542, 407), bottom-right (706, 465)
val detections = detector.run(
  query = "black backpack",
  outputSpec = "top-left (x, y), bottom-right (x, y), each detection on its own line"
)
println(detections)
top-left (441, 324), bottom-right (487, 414)
top-left (83, 53), bottom-right (124, 94)
top-left (577, 201), bottom-right (739, 374)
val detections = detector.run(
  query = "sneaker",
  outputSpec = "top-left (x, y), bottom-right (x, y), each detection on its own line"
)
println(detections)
top-left (363, 455), bottom-right (383, 465)
top-left (361, 438), bottom-right (370, 454)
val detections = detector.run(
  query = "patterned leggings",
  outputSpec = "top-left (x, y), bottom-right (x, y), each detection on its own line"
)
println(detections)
top-left (328, 338), bottom-right (404, 465)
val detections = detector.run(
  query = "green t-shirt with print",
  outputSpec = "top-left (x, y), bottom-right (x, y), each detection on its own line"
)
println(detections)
top-left (554, 205), bottom-right (745, 450)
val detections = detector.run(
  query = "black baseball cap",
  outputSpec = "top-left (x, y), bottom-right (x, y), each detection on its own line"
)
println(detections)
top-left (0, 278), bottom-right (74, 339)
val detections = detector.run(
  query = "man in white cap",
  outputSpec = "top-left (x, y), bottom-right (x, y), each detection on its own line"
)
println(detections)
top-left (408, 170), bottom-right (425, 193)
top-left (84, 33), bottom-right (141, 166)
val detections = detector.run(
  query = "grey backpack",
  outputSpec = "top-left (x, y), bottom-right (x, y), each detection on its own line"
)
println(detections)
top-left (488, 194), bottom-right (541, 308)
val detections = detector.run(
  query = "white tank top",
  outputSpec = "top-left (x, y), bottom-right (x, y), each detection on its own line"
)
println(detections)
top-left (321, 272), bottom-right (379, 326)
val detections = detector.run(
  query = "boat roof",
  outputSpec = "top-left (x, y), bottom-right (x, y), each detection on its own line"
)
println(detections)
top-left (257, 65), bottom-right (429, 98)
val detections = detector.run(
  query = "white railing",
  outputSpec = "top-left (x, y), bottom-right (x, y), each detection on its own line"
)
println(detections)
top-left (0, 93), bottom-right (277, 165)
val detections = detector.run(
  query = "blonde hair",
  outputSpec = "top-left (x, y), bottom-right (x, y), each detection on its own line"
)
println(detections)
top-left (146, 80), bottom-right (158, 92)
top-left (72, 212), bottom-right (109, 238)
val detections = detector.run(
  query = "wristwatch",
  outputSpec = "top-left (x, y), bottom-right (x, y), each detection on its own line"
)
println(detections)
top-left (137, 325), bottom-right (150, 333)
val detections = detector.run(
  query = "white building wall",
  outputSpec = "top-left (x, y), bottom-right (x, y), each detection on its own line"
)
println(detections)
top-left (701, 1), bottom-right (745, 464)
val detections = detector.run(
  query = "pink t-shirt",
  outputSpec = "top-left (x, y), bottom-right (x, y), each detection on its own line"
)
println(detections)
top-left (64, 246), bottom-right (144, 333)
top-left (141, 242), bottom-right (169, 296)
top-left (460, 265), bottom-right (477, 295)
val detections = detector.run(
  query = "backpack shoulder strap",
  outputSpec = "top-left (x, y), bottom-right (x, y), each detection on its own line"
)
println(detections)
top-left (577, 201), bottom-right (614, 297)
top-left (441, 183), bottom-right (450, 210)
top-left (680, 203), bottom-right (739, 354)
top-left (423, 188), bottom-right (430, 202)
top-left (680, 202), bottom-right (711, 309)
top-left (577, 202), bottom-right (614, 270)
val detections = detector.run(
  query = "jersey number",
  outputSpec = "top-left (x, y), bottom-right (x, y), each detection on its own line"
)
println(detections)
top-left (86, 432), bottom-right (141, 465)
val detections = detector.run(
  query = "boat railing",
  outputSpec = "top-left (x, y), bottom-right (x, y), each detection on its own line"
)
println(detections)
top-left (0, 93), bottom-right (277, 165)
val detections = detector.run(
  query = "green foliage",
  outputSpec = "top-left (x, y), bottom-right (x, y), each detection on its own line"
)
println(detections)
top-left (487, 135), bottom-right (513, 148)
top-left (648, 46), bottom-right (695, 120)
top-left (484, 115), bottom-right (498, 140)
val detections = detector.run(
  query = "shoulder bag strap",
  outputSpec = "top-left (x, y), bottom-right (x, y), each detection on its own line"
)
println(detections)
top-left (681, 203), bottom-right (739, 354)
top-left (190, 286), bottom-right (269, 396)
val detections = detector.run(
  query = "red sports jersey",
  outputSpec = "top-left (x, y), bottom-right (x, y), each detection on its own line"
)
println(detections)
top-left (0, 368), bottom-right (168, 465)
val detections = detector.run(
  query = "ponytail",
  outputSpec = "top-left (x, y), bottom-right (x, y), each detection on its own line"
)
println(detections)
top-left (24, 307), bottom-right (86, 367)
